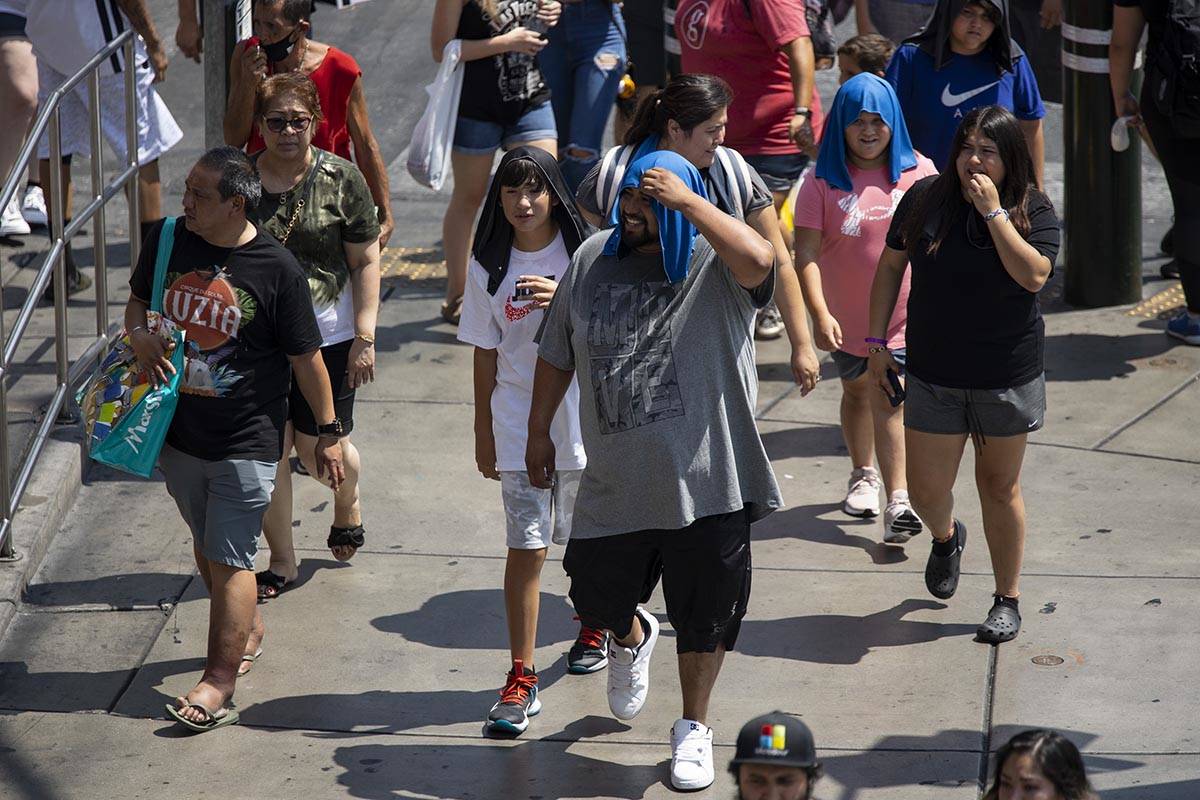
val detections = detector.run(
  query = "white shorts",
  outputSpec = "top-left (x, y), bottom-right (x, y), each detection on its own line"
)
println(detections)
top-left (500, 469), bottom-right (582, 550)
top-left (36, 56), bottom-right (182, 165)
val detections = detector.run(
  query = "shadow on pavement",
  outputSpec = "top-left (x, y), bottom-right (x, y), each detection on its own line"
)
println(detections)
top-left (328, 716), bottom-right (665, 800)
top-left (241, 658), bottom-right (574, 735)
top-left (760, 426), bottom-right (849, 459)
top-left (1100, 778), bottom-right (1200, 799)
top-left (754, 502), bottom-right (909, 566)
top-left (0, 657), bottom-right (205, 714)
top-left (371, 589), bottom-right (579, 649)
top-left (1043, 332), bottom-right (1175, 382)
top-left (736, 599), bottom-right (976, 665)
top-left (22, 572), bottom-right (191, 608)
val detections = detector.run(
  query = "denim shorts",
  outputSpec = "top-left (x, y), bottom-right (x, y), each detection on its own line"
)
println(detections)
top-left (743, 152), bottom-right (812, 193)
top-left (904, 373), bottom-right (1046, 440)
top-left (453, 102), bottom-right (558, 155)
top-left (831, 347), bottom-right (906, 382)
top-left (158, 444), bottom-right (276, 570)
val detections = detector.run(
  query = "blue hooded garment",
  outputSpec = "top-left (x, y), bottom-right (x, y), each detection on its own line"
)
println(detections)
top-left (814, 73), bottom-right (918, 193)
top-left (602, 151), bottom-right (709, 284)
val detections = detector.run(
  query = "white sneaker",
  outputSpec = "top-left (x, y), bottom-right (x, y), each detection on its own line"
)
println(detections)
top-left (884, 493), bottom-right (924, 543)
top-left (843, 466), bottom-right (882, 517)
top-left (1, 195), bottom-right (30, 236)
top-left (606, 606), bottom-right (658, 720)
top-left (670, 718), bottom-right (715, 790)
top-left (21, 185), bottom-right (47, 228)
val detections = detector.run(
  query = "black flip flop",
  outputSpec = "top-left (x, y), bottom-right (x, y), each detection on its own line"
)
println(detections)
top-left (977, 598), bottom-right (1021, 644)
top-left (925, 519), bottom-right (966, 600)
top-left (255, 569), bottom-right (291, 600)
top-left (327, 524), bottom-right (365, 559)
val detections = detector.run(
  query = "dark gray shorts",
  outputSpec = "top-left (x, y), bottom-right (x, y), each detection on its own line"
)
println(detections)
top-left (158, 444), bottom-right (276, 570)
top-left (831, 347), bottom-right (907, 382)
top-left (904, 373), bottom-right (1046, 438)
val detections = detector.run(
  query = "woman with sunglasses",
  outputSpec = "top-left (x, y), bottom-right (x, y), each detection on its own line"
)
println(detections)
top-left (866, 105), bottom-right (1059, 644)
top-left (249, 72), bottom-right (382, 600)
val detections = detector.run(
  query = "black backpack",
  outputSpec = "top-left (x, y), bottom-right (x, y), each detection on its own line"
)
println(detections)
top-left (1150, 0), bottom-right (1200, 137)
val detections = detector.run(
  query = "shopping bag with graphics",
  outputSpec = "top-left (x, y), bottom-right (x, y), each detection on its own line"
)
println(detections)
top-left (407, 39), bottom-right (463, 191)
top-left (80, 217), bottom-right (184, 477)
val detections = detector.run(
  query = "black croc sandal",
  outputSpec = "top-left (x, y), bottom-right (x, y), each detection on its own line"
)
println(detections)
top-left (255, 569), bottom-right (291, 601)
top-left (977, 597), bottom-right (1022, 643)
top-left (925, 519), bottom-right (966, 600)
top-left (327, 524), bottom-right (365, 559)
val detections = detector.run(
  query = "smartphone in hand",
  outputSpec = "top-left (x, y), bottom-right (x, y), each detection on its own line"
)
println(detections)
top-left (886, 368), bottom-right (906, 408)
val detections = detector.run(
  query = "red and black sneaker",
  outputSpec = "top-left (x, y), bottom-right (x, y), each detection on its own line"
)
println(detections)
top-left (486, 659), bottom-right (540, 735)
top-left (568, 617), bottom-right (609, 674)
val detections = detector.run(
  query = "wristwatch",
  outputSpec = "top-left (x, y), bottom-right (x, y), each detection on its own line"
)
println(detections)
top-left (793, 107), bottom-right (812, 118)
top-left (317, 418), bottom-right (345, 438)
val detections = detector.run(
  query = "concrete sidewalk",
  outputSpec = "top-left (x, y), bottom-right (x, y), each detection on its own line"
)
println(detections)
top-left (2, 1), bottom-right (1199, 797)
top-left (1, 259), bottom-right (1198, 798)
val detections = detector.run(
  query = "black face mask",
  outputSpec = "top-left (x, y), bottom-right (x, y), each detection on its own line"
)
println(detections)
top-left (261, 27), bottom-right (299, 63)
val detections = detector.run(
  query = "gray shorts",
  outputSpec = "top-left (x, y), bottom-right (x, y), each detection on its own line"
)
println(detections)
top-left (831, 347), bottom-right (907, 382)
top-left (500, 469), bottom-right (582, 550)
top-left (158, 444), bottom-right (276, 570)
top-left (904, 374), bottom-right (1046, 439)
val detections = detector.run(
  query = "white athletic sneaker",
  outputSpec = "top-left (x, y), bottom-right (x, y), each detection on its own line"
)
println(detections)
top-left (884, 493), bottom-right (924, 543)
top-left (670, 718), bottom-right (715, 790)
top-left (21, 185), bottom-right (47, 228)
top-left (1, 195), bottom-right (30, 236)
top-left (606, 606), bottom-right (658, 720)
top-left (843, 466), bottom-right (882, 517)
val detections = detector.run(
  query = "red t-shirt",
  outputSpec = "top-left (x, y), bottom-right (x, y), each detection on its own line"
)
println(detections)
top-left (245, 44), bottom-right (361, 160)
top-left (675, 0), bottom-right (824, 155)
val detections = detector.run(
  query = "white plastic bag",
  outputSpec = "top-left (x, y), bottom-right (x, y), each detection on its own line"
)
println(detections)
top-left (407, 40), bottom-right (464, 191)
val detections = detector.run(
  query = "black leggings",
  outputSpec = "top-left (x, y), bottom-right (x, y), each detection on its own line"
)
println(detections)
top-left (1143, 89), bottom-right (1200, 313)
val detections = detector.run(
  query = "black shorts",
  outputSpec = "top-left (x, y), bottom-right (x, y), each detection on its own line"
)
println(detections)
top-left (563, 508), bottom-right (752, 654)
top-left (0, 12), bottom-right (26, 38)
top-left (289, 339), bottom-right (356, 436)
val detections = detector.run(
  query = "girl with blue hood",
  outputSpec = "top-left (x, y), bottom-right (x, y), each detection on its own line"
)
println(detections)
top-left (884, 0), bottom-right (1045, 184)
top-left (793, 73), bottom-right (937, 542)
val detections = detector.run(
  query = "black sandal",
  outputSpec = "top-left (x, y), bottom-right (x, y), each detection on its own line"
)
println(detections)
top-left (925, 519), bottom-right (966, 600)
top-left (977, 596), bottom-right (1022, 643)
top-left (327, 524), bottom-right (365, 559)
top-left (255, 570), bottom-right (291, 601)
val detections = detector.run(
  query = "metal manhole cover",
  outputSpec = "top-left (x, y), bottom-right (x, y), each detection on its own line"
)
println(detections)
top-left (1032, 655), bottom-right (1065, 666)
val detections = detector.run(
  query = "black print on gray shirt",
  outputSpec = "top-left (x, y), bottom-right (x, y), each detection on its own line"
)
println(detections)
top-left (587, 281), bottom-right (685, 435)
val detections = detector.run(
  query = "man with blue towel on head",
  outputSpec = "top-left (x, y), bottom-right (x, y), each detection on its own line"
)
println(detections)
top-left (528, 150), bottom-right (784, 791)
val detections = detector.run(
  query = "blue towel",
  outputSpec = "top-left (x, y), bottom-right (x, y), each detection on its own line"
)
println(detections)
top-left (602, 151), bottom-right (709, 284)
top-left (815, 73), bottom-right (918, 193)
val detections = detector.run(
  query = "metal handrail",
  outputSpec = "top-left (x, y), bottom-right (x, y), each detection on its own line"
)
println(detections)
top-left (0, 29), bottom-right (141, 558)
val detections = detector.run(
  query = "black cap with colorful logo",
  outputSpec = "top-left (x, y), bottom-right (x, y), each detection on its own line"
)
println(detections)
top-left (728, 712), bottom-right (819, 771)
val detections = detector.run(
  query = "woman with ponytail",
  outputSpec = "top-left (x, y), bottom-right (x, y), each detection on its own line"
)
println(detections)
top-left (576, 73), bottom-right (821, 393)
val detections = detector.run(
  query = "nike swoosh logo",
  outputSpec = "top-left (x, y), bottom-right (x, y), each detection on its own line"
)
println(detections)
top-left (941, 81), bottom-right (1001, 107)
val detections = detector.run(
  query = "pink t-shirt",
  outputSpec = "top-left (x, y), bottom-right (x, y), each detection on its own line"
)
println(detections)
top-left (794, 154), bottom-right (938, 357)
top-left (675, 0), bottom-right (824, 155)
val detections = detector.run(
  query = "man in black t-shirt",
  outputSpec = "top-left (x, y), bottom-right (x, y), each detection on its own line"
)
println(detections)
top-left (124, 146), bottom-right (346, 732)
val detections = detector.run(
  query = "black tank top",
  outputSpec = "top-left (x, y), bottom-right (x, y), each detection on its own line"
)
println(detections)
top-left (457, 0), bottom-right (551, 126)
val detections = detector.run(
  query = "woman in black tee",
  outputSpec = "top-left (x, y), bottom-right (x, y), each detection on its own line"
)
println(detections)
top-left (866, 105), bottom-right (1060, 644)
top-left (431, 0), bottom-right (562, 325)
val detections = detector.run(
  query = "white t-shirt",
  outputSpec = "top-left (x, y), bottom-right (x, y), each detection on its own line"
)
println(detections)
top-left (26, 0), bottom-right (144, 77)
top-left (457, 234), bottom-right (586, 473)
top-left (315, 287), bottom-right (355, 347)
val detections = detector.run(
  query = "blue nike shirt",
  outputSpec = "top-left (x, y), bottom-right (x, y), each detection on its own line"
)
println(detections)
top-left (885, 43), bottom-right (1045, 171)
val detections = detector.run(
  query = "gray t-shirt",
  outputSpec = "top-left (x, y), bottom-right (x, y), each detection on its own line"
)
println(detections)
top-left (537, 230), bottom-right (783, 539)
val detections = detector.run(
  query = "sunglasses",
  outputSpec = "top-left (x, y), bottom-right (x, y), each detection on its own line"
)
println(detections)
top-left (263, 116), bottom-right (312, 133)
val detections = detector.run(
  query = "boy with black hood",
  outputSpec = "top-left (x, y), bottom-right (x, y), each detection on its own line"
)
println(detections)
top-left (885, 0), bottom-right (1046, 184)
top-left (457, 146), bottom-right (594, 737)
